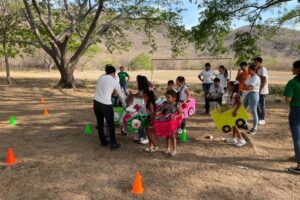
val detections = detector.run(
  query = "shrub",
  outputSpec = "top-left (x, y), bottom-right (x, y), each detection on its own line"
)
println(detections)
top-left (99, 59), bottom-right (117, 69)
top-left (129, 53), bottom-right (151, 70)
top-left (269, 84), bottom-right (285, 96)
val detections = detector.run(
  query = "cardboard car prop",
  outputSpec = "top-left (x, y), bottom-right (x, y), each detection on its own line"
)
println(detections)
top-left (210, 105), bottom-right (249, 133)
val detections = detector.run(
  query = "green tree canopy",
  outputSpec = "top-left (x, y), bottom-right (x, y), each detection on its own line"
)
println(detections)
top-left (191, 0), bottom-right (300, 65)
top-left (22, 0), bottom-right (189, 88)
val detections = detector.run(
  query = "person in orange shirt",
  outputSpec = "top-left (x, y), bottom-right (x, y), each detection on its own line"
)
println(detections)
top-left (236, 62), bottom-right (249, 97)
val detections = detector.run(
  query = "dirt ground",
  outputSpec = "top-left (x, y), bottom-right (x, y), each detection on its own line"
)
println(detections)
top-left (0, 72), bottom-right (299, 200)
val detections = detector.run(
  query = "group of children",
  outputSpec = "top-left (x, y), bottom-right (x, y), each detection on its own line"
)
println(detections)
top-left (112, 63), bottom-right (250, 156)
top-left (134, 76), bottom-right (190, 156)
top-left (198, 63), bottom-right (248, 146)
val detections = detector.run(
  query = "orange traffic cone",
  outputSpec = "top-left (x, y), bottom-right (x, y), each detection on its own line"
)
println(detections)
top-left (43, 107), bottom-right (49, 116)
top-left (131, 171), bottom-right (144, 194)
top-left (40, 96), bottom-right (45, 104)
top-left (5, 147), bottom-right (16, 165)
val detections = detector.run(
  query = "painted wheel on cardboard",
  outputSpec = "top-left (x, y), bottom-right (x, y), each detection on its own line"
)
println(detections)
top-left (132, 119), bottom-right (141, 129)
top-left (222, 125), bottom-right (231, 133)
top-left (236, 119), bottom-right (246, 128)
top-left (188, 108), bottom-right (194, 116)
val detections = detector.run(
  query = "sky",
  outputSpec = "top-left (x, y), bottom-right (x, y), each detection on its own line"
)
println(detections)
top-left (180, 0), bottom-right (300, 30)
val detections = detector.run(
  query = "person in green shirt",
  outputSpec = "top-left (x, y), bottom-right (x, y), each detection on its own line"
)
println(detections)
top-left (284, 60), bottom-right (300, 174)
top-left (118, 66), bottom-right (130, 95)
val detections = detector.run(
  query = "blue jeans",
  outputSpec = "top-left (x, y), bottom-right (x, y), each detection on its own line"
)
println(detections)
top-left (120, 83), bottom-right (127, 94)
top-left (289, 107), bottom-right (300, 164)
top-left (243, 92), bottom-right (259, 130)
top-left (203, 83), bottom-right (213, 113)
top-left (137, 128), bottom-right (147, 140)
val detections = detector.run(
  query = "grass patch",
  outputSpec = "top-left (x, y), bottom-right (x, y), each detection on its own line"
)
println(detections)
top-left (269, 84), bottom-right (285, 96)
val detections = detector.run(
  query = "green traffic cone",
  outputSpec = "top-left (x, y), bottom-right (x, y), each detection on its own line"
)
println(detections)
top-left (180, 129), bottom-right (187, 142)
top-left (84, 123), bottom-right (91, 135)
top-left (9, 116), bottom-right (16, 125)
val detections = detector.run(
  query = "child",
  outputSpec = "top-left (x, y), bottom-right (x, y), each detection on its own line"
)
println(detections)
top-left (226, 81), bottom-right (247, 147)
top-left (143, 87), bottom-right (158, 152)
top-left (130, 75), bottom-right (149, 144)
top-left (118, 66), bottom-right (130, 95)
top-left (167, 80), bottom-right (176, 92)
top-left (176, 76), bottom-right (190, 135)
top-left (217, 65), bottom-right (229, 92)
top-left (112, 90), bottom-right (122, 107)
top-left (208, 78), bottom-right (224, 112)
top-left (156, 90), bottom-right (181, 156)
top-left (236, 62), bottom-right (249, 97)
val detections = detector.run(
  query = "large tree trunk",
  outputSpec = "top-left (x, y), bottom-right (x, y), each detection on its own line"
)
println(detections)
top-left (56, 63), bottom-right (76, 88)
top-left (3, 38), bottom-right (12, 85)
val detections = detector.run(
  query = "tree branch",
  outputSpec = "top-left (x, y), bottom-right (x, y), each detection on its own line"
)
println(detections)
top-left (31, 0), bottom-right (61, 45)
top-left (22, 0), bottom-right (52, 55)
top-left (47, 0), bottom-right (52, 28)
top-left (69, 0), bottom-right (105, 67)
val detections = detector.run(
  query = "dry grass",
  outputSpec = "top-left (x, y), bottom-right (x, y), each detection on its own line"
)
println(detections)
top-left (0, 72), bottom-right (299, 200)
top-left (0, 69), bottom-right (293, 85)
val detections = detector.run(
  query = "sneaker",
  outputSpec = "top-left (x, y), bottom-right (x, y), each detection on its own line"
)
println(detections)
top-left (140, 138), bottom-right (149, 144)
top-left (171, 151), bottom-right (176, 156)
top-left (121, 130), bottom-right (127, 136)
top-left (145, 146), bottom-right (159, 153)
top-left (152, 146), bottom-right (159, 152)
top-left (288, 167), bottom-right (300, 174)
top-left (165, 149), bottom-right (171, 155)
top-left (110, 143), bottom-right (121, 150)
top-left (247, 129), bottom-right (257, 135)
top-left (236, 139), bottom-right (247, 147)
top-left (258, 120), bottom-right (266, 125)
top-left (226, 137), bottom-right (237, 144)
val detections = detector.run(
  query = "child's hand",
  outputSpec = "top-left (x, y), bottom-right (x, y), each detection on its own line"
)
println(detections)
top-left (232, 111), bottom-right (237, 117)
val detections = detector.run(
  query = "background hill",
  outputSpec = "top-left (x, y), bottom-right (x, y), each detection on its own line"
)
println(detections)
top-left (1, 26), bottom-right (299, 72)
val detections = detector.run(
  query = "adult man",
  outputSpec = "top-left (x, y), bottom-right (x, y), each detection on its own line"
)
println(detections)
top-left (94, 64), bottom-right (126, 150)
top-left (118, 66), bottom-right (130, 95)
top-left (254, 57), bottom-right (269, 125)
top-left (198, 63), bottom-right (217, 114)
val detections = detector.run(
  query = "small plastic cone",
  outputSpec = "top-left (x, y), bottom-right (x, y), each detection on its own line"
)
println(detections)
top-left (131, 171), bottom-right (144, 194)
top-left (84, 123), bottom-right (91, 135)
top-left (9, 116), bottom-right (16, 125)
top-left (43, 108), bottom-right (49, 116)
top-left (180, 131), bottom-right (187, 142)
top-left (40, 96), bottom-right (45, 104)
top-left (5, 147), bottom-right (16, 165)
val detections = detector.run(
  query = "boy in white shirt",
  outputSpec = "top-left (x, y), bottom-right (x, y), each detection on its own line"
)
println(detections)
top-left (254, 57), bottom-right (269, 125)
top-left (207, 78), bottom-right (224, 113)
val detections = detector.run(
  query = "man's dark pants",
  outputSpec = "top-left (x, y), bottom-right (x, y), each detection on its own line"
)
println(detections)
top-left (93, 100), bottom-right (116, 145)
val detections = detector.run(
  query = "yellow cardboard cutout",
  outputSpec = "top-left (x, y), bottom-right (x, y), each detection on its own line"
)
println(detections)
top-left (210, 105), bottom-right (249, 133)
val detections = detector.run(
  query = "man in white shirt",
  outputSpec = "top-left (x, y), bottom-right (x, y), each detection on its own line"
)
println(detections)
top-left (207, 78), bottom-right (224, 113)
top-left (94, 64), bottom-right (126, 150)
top-left (254, 57), bottom-right (269, 125)
top-left (198, 63), bottom-right (217, 114)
